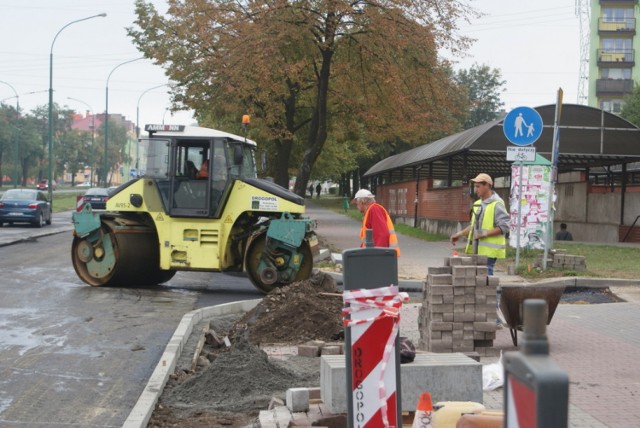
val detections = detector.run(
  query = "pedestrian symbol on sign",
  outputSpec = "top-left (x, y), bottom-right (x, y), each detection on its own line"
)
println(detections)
top-left (503, 106), bottom-right (543, 146)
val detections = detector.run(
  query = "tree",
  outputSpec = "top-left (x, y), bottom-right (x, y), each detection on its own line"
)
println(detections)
top-left (129, 0), bottom-right (477, 195)
top-left (454, 63), bottom-right (506, 129)
top-left (95, 120), bottom-right (128, 186)
top-left (621, 84), bottom-right (640, 127)
top-left (17, 115), bottom-right (45, 187)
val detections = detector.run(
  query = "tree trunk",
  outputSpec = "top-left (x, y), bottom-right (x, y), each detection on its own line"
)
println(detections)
top-left (273, 138), bottom-right (293, 189)
top-left (293, 48), bottom-right (334, 197)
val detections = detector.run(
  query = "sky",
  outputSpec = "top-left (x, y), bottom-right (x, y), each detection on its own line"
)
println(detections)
top-left (450, 0), bottom-right (582, 110)
top-left (0, 0), bottom-right (194, 128)
top-left (0, 0), bottom-right (582, 129)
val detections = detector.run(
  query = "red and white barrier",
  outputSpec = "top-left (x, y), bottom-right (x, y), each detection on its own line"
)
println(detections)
top-left (76, 195), bottom-right (85, 212)
top-left (343, 285), bottom-right (408, 427)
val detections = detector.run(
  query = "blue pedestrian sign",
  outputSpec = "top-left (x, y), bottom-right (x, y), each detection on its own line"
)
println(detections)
top-left (503, 106), bottom-right (543, 146)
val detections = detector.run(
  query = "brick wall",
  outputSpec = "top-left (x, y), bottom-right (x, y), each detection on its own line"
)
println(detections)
top-left (376, 180), bottom-right (473, 222)
top-left (374, 178), bottom-right (640, 243)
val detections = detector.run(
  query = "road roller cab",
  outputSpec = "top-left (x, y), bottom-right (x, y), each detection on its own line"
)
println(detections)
top-left (71, 122), bottom-right (316, 293)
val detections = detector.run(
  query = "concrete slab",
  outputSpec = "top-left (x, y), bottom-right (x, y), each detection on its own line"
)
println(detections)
top-left (320, 353), bottom-right (482, 413)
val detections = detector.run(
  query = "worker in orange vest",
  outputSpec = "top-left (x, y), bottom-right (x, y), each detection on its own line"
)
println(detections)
top-left (196, 159), bottom-right (209, 179)
top-left (353, 188), bottom-right (400, 256)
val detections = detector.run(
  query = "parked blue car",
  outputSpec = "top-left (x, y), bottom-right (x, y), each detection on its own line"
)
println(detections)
top-left (0, 189), bottom-right (52, 227)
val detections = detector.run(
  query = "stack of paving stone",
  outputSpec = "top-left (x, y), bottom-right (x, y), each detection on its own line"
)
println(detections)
top-left (418, 254), bottom-right (499, 357)
top-left (534, 249), bottom-right (587, 271)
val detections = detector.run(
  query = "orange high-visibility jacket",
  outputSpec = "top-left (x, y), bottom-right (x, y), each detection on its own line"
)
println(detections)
top-left (360, 202), bottom-right (400, 256)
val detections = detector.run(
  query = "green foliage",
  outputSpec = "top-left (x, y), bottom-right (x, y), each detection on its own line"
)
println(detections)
top-left (621, 84), bottom-right (640, 126)
top-left (128, 0), bottom-right (478, 193)
top-left (454, 63), bottom-right (506, 129)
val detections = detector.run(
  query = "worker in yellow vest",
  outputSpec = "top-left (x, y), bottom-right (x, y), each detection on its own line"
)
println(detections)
top-left (450, 173), bottom-right (509, 275)
top-left (353, 188), bottom-right (400, 256)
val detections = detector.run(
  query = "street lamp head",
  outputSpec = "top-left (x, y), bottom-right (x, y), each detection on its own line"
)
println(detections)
top-left (98, 13), bottom-right (107, 17)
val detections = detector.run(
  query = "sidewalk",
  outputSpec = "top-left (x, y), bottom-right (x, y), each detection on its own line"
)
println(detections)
top-left (305, 202), bottom-right (523, 284)
top-left (307, 201), bottom-right (640, 428)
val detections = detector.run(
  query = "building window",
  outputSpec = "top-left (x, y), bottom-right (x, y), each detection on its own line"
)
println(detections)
top-left (601, 68), bottom-right (631, 79)
top-left (600, 99), bottom-right (625, 113)
top-left (601, 38), bottom-right (632, 52)
top-left (602, 8), bottom-right (634, 21)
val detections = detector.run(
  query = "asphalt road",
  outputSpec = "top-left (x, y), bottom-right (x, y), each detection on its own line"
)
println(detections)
top-left (0, 224), bottom-right (262, 427)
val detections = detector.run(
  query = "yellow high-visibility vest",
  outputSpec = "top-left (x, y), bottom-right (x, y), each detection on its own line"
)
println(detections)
top-left (465, 199), bottom-right (506, 258)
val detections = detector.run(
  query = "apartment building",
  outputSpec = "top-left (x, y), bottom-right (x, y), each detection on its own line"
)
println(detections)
top-left (589, 0), bottom-right (640, 113)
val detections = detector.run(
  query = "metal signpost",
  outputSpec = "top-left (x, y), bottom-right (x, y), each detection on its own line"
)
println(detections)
top-left (542, 89), bottom-right (564, 269)
top-left (503, 107), bottom-right (543, 270)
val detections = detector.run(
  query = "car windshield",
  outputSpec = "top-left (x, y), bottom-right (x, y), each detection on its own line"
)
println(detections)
top-left (2, 190), bottom-right (36, 200)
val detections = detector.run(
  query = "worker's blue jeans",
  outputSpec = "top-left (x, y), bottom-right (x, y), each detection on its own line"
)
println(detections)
top-left (487, 257), bottom-right (497, 276)
top-left (486, 257), bottom-right (502, 325)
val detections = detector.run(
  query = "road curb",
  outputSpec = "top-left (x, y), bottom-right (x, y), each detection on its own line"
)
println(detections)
top-left (0, 225), bottom-right (74, 247)
top-left (122, 299), bottom-right (261, 428)
top-left (501, 276), bottom-right (640, 288)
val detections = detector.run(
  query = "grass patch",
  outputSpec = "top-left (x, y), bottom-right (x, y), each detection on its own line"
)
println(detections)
top-left (52, 192), bottom-right (86, 212)
top-left (497, 243), bottom-right (640, 280)
top-left (308, 196), bottom-right (640, 280)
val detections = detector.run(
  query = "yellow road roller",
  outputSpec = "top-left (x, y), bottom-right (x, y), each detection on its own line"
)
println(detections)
top-left (71, 123), bottom-right (317, 293)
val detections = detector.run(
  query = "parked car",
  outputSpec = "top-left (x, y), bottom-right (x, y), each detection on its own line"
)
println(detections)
top-left (0, 189), bottom-right (52, 227)
top-left (76, 182), bottom-right (92, 187)
top-left (82, 187), bottom-right (110, 210)
top-left (36, 179), bottom-right (57, 191)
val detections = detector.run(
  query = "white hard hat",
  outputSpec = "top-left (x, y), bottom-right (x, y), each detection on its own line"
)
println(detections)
top-left (353, 189), bottom-right (374, 200)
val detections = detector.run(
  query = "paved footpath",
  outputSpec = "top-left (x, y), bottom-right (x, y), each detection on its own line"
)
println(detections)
top-left (306, 201), bottom-right (640, 428)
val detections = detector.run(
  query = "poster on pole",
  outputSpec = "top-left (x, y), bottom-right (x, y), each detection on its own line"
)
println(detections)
top-left (509, 160), bottom-right (552, 249)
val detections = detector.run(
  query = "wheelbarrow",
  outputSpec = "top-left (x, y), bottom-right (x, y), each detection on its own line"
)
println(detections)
top-left (499, 284), bottom-right (565, 346)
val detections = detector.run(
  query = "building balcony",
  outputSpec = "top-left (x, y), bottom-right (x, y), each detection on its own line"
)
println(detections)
top-left (597, 49), bottom-right (634, 66)
top-left (596, 78), bottom-right (634, 96)
top-left (598, 18), bottom-right (636, 35)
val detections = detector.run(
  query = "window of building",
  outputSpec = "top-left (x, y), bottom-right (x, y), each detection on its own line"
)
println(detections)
top-left (601, 68), bottom-right (632, 79)
top-left (601, 38), bottom-right (632, 52)
top-left (602, 8), bottom-right (634, 21)
top-left (600, 99), bottom-right (625, 114)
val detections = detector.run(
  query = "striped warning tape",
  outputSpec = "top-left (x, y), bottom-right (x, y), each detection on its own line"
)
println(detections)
top-left (343, 285), bottom-right (408, 427)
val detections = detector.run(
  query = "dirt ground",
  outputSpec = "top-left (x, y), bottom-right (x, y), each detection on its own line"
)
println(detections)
top-left (147, 270), bottom-right (343, 427)
top-left (146, 268), bottom-right (623, 427)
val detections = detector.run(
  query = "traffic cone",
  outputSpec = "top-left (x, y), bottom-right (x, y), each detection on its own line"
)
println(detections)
top-left (412, 392), bottom-right (433, 428)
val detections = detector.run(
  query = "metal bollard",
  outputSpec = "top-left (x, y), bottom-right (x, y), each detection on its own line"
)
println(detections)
top-left (503, 299), bottom-right (569, 428)
top-left (343, 244), bottom-right (400, 428)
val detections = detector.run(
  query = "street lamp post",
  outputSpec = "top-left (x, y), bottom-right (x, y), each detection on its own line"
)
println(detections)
top-left (0, 81), bottom-right (19, 187)
top-left (103, 57), bottom-right (143, 187)
top-left (136, 84), bottom-right (168, 174)
top-left (48, 13), bottom-right (106, 203)
top-left (67, 97), bottom-right (95, 185)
